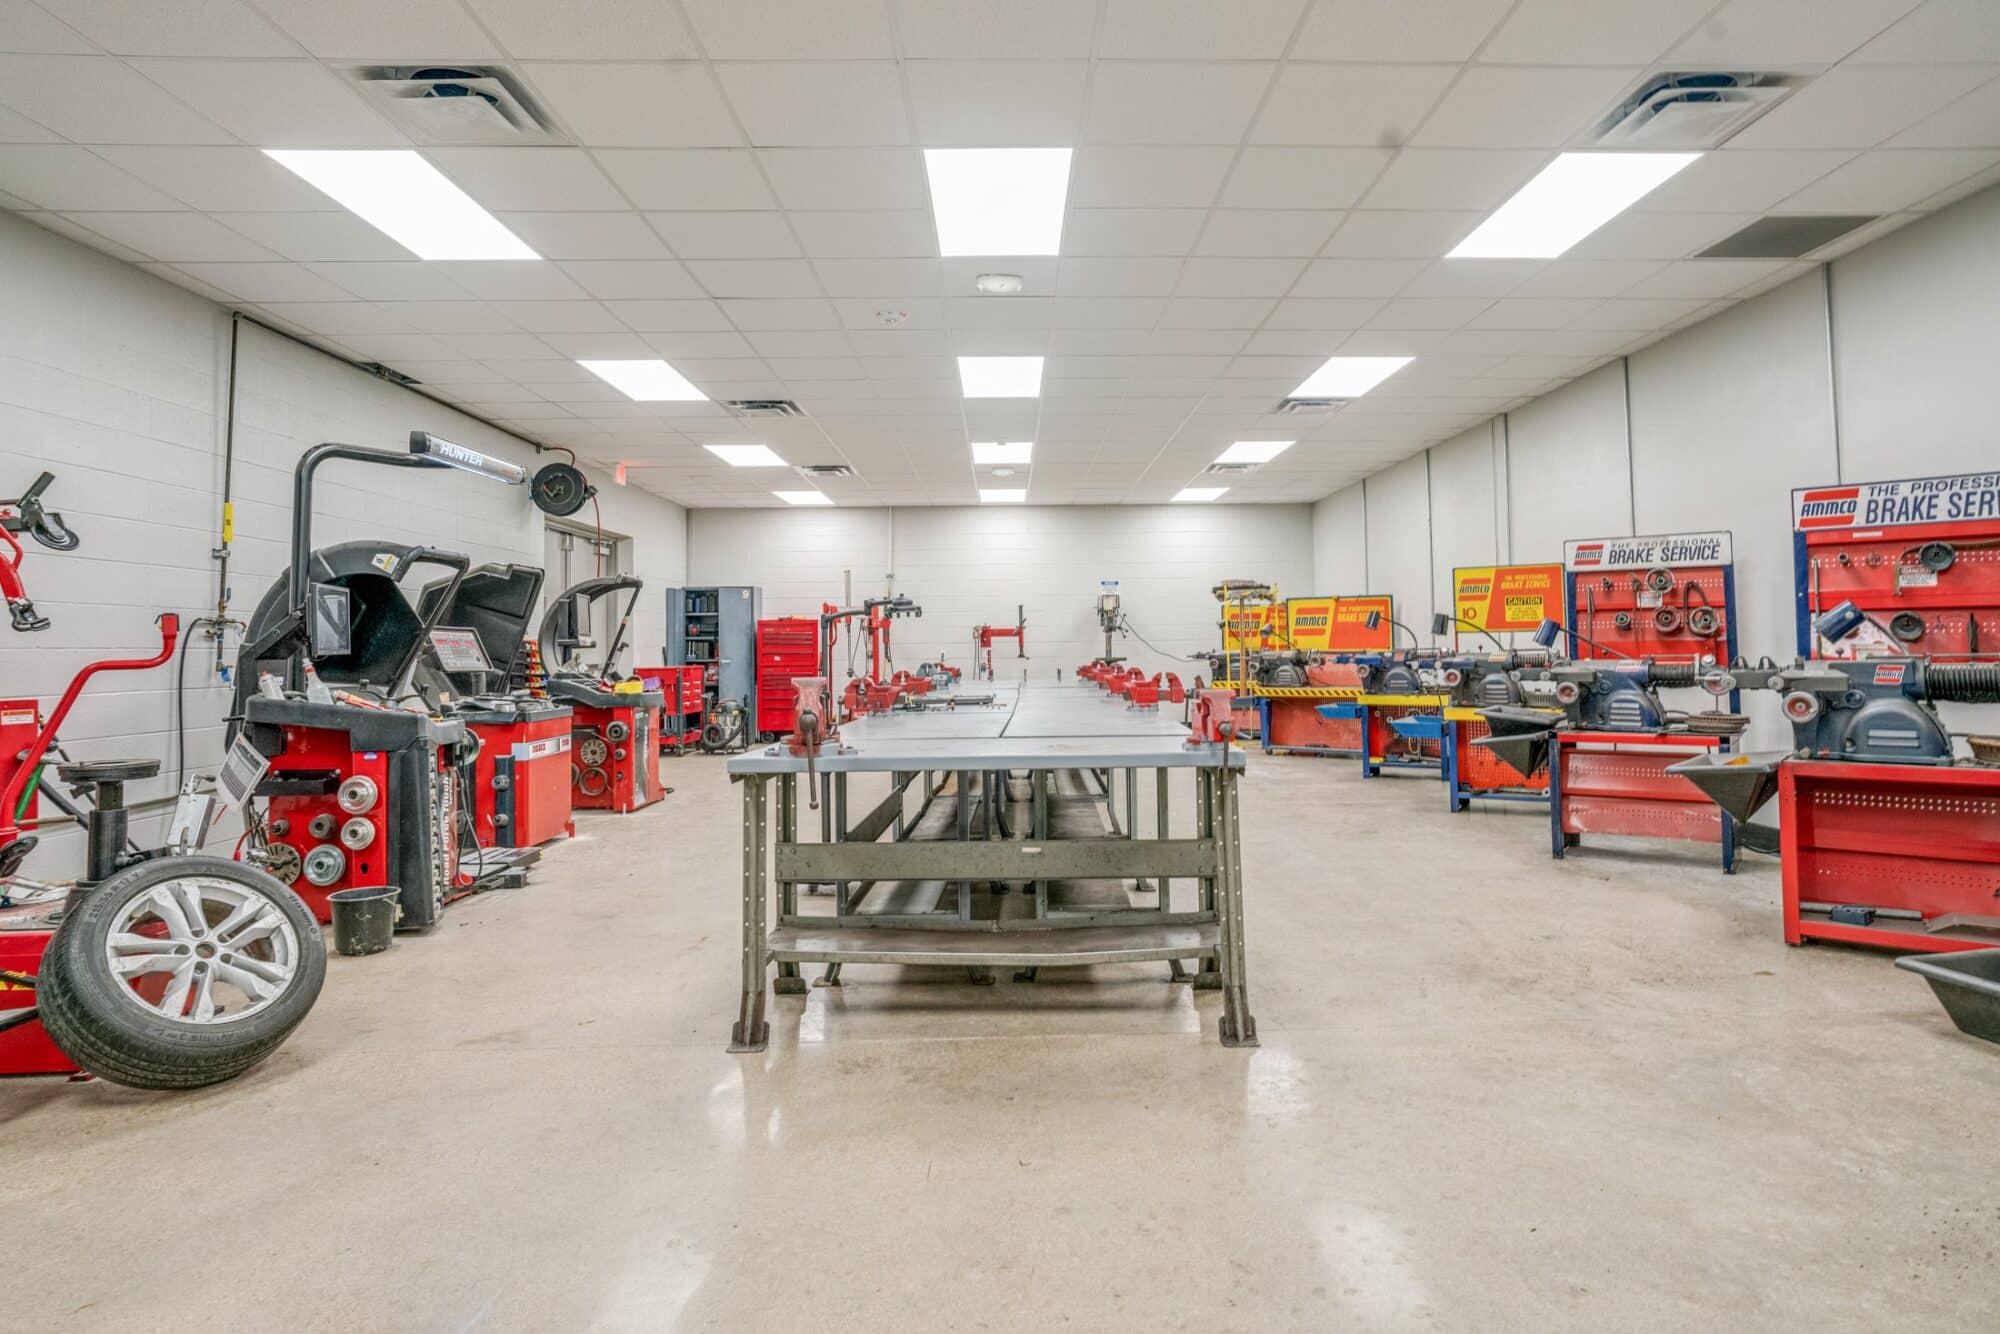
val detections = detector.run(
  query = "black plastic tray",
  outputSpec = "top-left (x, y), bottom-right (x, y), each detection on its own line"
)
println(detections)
top-left (1896, 949), bottom-right (2000, 1046)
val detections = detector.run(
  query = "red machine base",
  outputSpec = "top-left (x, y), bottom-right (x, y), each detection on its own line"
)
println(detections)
top-left (570, 702), bottom-right (664, 814)
top-left (1550, 731), bottom-right (1734, 872)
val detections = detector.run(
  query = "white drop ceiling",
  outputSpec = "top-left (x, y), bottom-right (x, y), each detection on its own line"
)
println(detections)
top-left (2, 0), bottom-right (1997, 508)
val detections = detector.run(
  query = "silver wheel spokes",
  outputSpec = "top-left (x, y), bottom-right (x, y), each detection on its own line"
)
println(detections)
top-left (104, 877), bottom-right (302, 1025)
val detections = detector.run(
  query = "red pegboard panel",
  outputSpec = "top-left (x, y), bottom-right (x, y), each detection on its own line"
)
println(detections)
top-left (1264, 698), bottom-right (1362, 753)
top-left (1457, 718), bottom-right (1549, 793)
top-left (1800, 524), bottom-right (2000, 658)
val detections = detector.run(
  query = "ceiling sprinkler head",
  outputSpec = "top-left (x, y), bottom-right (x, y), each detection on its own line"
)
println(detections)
top-left (874, 308), bottom-right (908, 325)
top-left (974, 272), bottom-right (1025, 295)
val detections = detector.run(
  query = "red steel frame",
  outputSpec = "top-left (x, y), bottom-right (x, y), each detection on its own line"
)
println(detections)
top-left (1259, 695), bottom-right (1362, 756)
top-left (1779, 759), bottom-right (2000, 953)
top-left (1550, 731), bottom-right (1734, 872)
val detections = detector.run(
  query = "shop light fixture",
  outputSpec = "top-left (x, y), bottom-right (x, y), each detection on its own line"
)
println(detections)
top-left (1174, 487), bottom-right (1227, 503)
top-left (577, 359), bottom-right (707, 401)
top-left (1289, 356), bottom-right (1412, 399)
top-left (971, 441), bottom-right (1034, 465)
top-left (774, 490), bottom-right (831, 506)
top-left (979, 489), bottom-right (1027, 503)
top-left (1449, 151), bottom-right (1700, 259)
top-left (1216, 440), bottom-right (1293, 464)
top-left (704, 444), bottom-right (786, 467)
top-left (924, 148), bottom-right (1071, 256)
top-left (957, 356), bottom-right (1043, 398)
top-left (263, 150), bottom-right (537, 261)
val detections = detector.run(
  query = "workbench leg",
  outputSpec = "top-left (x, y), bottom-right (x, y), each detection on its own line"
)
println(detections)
top-left (775, 773), bottom-right (805, 994)
top-left (1152, 766), bottom-right (1170, 903)
top-left (729, 776), bottom-right (771, 1052)
top-left (1192, 768), bottom-right (1220, 990)
top-left (1214, 765), bottom-right (1258, 1048)
top-left (1032, 768), bottom-right (1049, 919)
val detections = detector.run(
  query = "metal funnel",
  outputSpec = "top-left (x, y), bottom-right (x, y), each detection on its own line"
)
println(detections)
top-left (1474, 706), bottom-right (1561, 779)
top-left (1664, 750), bottom-right (1788, 824)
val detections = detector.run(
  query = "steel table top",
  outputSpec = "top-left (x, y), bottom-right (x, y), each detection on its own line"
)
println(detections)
top-left (726, 683), bottom-right (1244, 774)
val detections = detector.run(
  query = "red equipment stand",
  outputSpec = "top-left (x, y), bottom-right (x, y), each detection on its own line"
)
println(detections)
top-left (1779, 759), bottom-right (2000, 953)
top-left (1358, 696), bottom-right (1445, 780)
top-left (552, 681), bottom-right (665, 814)
top-left (1448, 714), bottom-right (1549, 811)
top-left (755, 617), bottom-right (820, 739)
top-left (458, 700), bottom-right (574, 849)
top-left (1549, 731), bottom-right (1735, 872)
top-left (635, 664), bottom-right (705, 750)
top-left (1258, 692), bottom-right (1363, 756)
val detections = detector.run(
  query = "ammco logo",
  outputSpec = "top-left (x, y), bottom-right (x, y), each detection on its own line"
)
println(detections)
top-left (1572, 542), bottom-right (1605, 567)
top-left (1797, 486), bottom-right (1860, 529)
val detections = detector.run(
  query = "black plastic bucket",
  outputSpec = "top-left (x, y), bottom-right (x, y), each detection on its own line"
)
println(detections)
top-left (328, 885), bottom-right (399, 957)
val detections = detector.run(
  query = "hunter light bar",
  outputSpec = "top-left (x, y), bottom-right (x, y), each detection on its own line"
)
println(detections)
top-left (409, 431), bottom-right (528, 485)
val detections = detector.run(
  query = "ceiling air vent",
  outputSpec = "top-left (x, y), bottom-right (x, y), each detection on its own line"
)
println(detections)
top-left (346, 66), bottom-right (561, 146)
top-left (1275, 397), bottom-right (1347, 416)
top-left (1698, 215), bottom-right (1877, 259)
top-left (796, 464), bottom-right (855, 479)
top-left (356, 361), bottom-right (420, 387)
top-left (1588, 73), bottom-right (1795, 150)
top-left (726, 398), bottom-right (804, 418)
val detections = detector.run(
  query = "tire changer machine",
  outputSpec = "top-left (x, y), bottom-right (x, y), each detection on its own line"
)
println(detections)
top-left (537, 575), bottom-right (664, 814)
top-left (232, 433), bottom-right (539, 930)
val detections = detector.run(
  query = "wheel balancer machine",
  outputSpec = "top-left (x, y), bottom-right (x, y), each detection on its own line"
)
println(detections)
top-left (537, 575), bottom-right (665, 814)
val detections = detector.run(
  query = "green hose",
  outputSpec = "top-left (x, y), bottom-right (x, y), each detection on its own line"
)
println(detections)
top-left (11, 762), bottom-right (44, 822)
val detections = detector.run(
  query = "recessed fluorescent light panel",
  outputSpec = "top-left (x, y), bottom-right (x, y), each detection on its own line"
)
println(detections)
top-left (1217, 440), bottom-right (1293, 464)
top-left (1290, 356), bottom-right (1412, 399)
top-left (958, 356), bottom-right (1043, 399)
top-left (1174, 487), bottom-right (1227, 503)
top-left (262, 149), bottom-right (537, 261)
top-left (704, 444), bottom-right (786, 467)
top-left (979, 489), bottom-right (1027, 504)
top-left (1449, 151), bottom-right (1701, 259)
top-left (774, 490), bottom-right (831, 506)
top-left (971, 441), bottom-right (1034, 465)
top-left (924, 148), bottom-right (1071, 257)
top-left (578, 359), bottom-right (707, 402)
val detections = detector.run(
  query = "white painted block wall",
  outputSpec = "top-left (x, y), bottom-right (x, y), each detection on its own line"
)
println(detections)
top-left (0, 213), bottom-right (687, 874)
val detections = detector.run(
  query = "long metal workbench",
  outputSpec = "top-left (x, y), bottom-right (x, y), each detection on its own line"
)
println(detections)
top-left (723, 683), bottom-right (1255, 1052)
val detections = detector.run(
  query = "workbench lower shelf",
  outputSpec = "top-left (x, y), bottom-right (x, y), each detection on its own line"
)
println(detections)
top-left (765, 921), bottom-right (1220, 968)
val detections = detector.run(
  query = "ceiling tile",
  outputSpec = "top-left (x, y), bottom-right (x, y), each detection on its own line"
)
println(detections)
top-left (1668, 0), bottom-right (1924, 67)
top-left (0, 54), bottom-right (229, 143)
top-left (1068, 147), bottom-right (1235, 208)
top-left (1252, 63), bottom-right (1457, 146)
top-left (537, 331), bottom-right (657, 359)
top-left (1480, 0), bottom-right (1714, 64)
top-left (892, 0), bottom-right (1095, 58)
top-left (682, 0), bottom-right (894, 58)
top-left (0, 145), bottom-right (182, 208)
top-left (60, 209), bottom-right (283, 261)
top-left (487, 300), bottom-right (624, 333)
top-left (494, 212), bottom-right (672, 260)
top-left (1322, 209), bottom-right (1481, 257)
top-left (1292, 257), bottom-right (1426, 297)
top-left (790, 210), bottom-right (937, 258)
top-left (1635, 149), bottom-right (1857, 213)
top-left (1564, 210), bottom-right (1761, 259)
top-left (1467, 298), bottom-right (1602, 330)
top-left (1888, 77), bottom-right (2000, 148)
top-left (1852, 0), bottom-right (2000, 62)
top-left (255, 300), bottom-right (418, 335)
top-left (1366, 298), bottom-right (1495, 329)
top-left (904, 60), bottom-right (1088, 146)
top-left (1775, 148), bottom-right (2000, 211)
top-left (131, 58), bottom-right (406, 146)
top-left (386, 301), bottom-right (522, 332)
top-left (717, 297), bottom-right (841, 329)
top-left (1411, 66), bottom-right (1638, 148)
top-left (1730, 65), bottom-right (1994, 149)
top-left (40, 0), bottom-right (299, 56)
top-left (207, 210), bottom-right (408, 261)
top-left (1398, 258), bottom-right (1545, 298)
top-left (758, 147), bottom-right (926, 210)
top-left (0, 3), bottom-right (93, 53)
top-left (1056, 257), bottom-right (1183, 296)
top-left (1509, 259), bottom-right (1665, 297)
top-left (1157, 297), bottom-right (1278, 328)
top-left (556, 259), bottom-right (700, 300)
top-left (611, 300), bottom-right (734, 331)
top-left (1098, 0), bottom-right (1309, 59)
top-left (1060, 208), bottom-right (1203, 256)
top-left (92, 145), bottom-right (333, 209)
top-left (646, 210), bottom-right (801, 259)
top-left (1261, 297), bottom-right (1386, 329)
top-left (595, 149), bottom-right (773, 210)
top-left (1192, 209), bottom-right (1342, 256)
top-left (1619, 259), bottom-right (1789, 300)
top-left (1292, 0), bottom-right (1512, 61)
top-left (1222, 147), bottom-right (1392, 208)
top-left (816, 256), bottom-right (950, 295)
top-left (1174, 256), bottom-right (1307, 296)
top-left (1084, 62), bottom-right (1275, 144)
top-left (305, 260), bottom-right (475, 301)
top-left (528, 62), bottom-right (742, 147)
top-left (716, 62), bottom-right (908, 146)
top-left (425, 147), bottom-right (629, 212)
top-left (252, 0), bottom-right (499, 58)
top-left (686, 257), bottom-right (823, 297)
top-left (1360, 149), bottom-right (1548, 209)
top-left (169, 260), bottom-right (353, 302)
top-left (465, 0), bottom-right (699, 59)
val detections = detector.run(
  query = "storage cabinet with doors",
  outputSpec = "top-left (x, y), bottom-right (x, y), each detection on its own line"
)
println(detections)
top-left (664, 586), bottom-right (761, 716)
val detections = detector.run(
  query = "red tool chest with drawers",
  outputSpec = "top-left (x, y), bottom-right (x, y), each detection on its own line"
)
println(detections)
top-left (756, 617), bottom-right (820, 739)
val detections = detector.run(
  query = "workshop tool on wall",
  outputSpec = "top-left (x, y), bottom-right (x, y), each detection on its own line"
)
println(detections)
top-left (0, 471), bottom-right (79, 632)
top-left (232, 432), bottom-right (527, 928)
top-left (972, 605), bottom-right (1027, 680)
top-left (1564, 533), bottom-right (1738, 688)
top-left (1793, 471), bottom-right (2000, 660)
top-left (2, 613), bottom-right (326, 1087)
top-left (416, 564), bottom-right (575, 851)
top-left (1671, 599), bottom-right (2000, 953)
top-left (539, 575), bottom-right (665, 814)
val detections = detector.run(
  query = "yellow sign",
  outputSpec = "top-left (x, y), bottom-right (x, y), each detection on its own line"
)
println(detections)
top-left (1283, 597), bottom-right (1337, 652)
top-left (1453, 564), bottom-right (1565, 633)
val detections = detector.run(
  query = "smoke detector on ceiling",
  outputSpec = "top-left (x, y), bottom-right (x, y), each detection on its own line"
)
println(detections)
top-left (345, 66), bottom-right (561, 146)
top-left (1587, 72), bottom-right (1796, 150)
top-left (1274, 397), bottom-right (1348, 416)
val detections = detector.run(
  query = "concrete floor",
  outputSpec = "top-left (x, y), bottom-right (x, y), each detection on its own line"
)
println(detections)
top-left (6, 751), bottom-right (1997, 1331)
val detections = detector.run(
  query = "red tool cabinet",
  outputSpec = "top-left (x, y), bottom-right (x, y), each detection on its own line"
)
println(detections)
top-left (635, 664), bottom-right (705, 750)
top-left (756, 617), bottom-right (820, 739)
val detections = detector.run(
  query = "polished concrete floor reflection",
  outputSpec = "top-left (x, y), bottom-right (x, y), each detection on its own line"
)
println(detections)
top-left (7, 752), bottom-right (1996, 1331)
